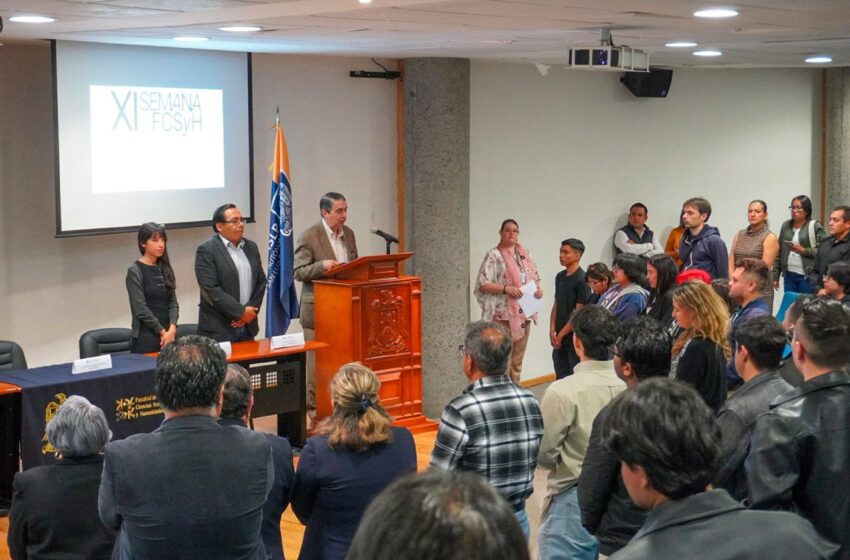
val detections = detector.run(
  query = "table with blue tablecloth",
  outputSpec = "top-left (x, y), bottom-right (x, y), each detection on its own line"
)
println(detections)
top-left (0, 340), bottom-right (326, 512)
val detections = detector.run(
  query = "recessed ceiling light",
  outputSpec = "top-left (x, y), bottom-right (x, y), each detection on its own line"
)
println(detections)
top-left (218, 26), bottom-right (262, 33)
top-left (173, 36), bottom-right (209, 42)
top-left (694, 8), bottom-right (739, 18)
top-left (358, 0), bottom-right (372, 4)
top-left (804, 55), bottom-right (832, 64)
top-left (9, 15), bottom-right (56, 24)
top-left (666, 41), bottom-right (698, 48)
top-left (693, 49), bottom-right (722, 57)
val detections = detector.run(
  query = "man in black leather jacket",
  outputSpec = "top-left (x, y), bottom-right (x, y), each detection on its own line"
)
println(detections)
top-left (713, 315), bottom-right (793, 501)
top-left (808, 205), bottom-right (850, 293)
top-left (747, 297), bottom-right (850, 559)
top-left (578, 316), bottom-right (671, 556)
top-left (603, 379), bottom-right (836, 560)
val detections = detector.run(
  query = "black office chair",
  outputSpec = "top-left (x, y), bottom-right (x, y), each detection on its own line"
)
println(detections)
top-left (0, 340), bottom-right (28, 371)
top-left (175, 324), bottom-right (198, 339)
top-left (79, 328), bottom-right (133, 358)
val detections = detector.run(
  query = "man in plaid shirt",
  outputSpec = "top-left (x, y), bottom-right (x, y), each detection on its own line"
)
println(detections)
top-left (430, 320), bottom-right (544, 537)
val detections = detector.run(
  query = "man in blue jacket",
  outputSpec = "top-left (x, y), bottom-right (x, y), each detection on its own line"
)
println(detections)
top-left (679, 197), bottom-right (729, 279)
top-left (725, 258), bottom-right (771, 387)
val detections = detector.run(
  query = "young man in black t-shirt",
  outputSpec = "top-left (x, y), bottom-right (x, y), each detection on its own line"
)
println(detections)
top-left (550, 238), bottom-right (592, 378)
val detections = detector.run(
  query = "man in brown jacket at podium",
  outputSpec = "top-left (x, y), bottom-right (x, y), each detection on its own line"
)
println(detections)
top-left (294, 192), bottom-right (358, 416)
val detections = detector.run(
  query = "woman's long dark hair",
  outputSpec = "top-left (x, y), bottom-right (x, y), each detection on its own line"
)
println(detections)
top-left (137, 222), bottom-right (176, 290)
top-left (647, 253), bottom-right (678, 299)
top-left (792, 195), bottom-right (813, 221)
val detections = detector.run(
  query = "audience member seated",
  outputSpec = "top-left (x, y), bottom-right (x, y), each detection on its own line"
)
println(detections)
top-left (670, 281), bottom-right (729, 411)
top-left (728, 200), bottom-right (779, 309)
top-left (602, 378), bottom-right (837, 560)
top-left (644, 254), bottom-right (678, 328)
top-left (713, 316), bottom-right (792, 501)
top-left (578, 316), bottom-right (671, 557)
top-left (585, 262), bottom-right (613, 305)
top-left (823, 261), bottom-right (850, 307)
top-left (99, 335), bottom-right (273, 560)
top-left (598, 253), bottom-right (649, 321)
top-left (725, 258), bottom-right (771, 387)
top-left (676, 268), bottom-right (711, 285)
top-left (537, 305), bottom-right (625, 559)
top-left (292, 363), bottom-right (416, 560)
top-left (613, 203), bottom-right (663, 258)
top-left (747, 297), bottom-right (850, 558)
top-left (679, 197), bottom-right (729, 279)
top-left (431, 321), bottom-right (543, 538)
top-left (8, 396), bottom-right (116, 560)
top-left (347, 470), bottom-right (530, 560)
top-left (710, 278), bottom-right (735, 315)
top-left (219, 364), bottom-right (294, 560)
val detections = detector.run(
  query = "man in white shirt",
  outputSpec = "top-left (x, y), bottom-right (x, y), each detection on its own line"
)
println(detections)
top-left (613, 203), bottom-right (663, 258)
top-left (195, 203), bottom-right (267, 342)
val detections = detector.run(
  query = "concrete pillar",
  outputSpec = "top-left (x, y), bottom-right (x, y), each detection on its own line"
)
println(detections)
top-left (402, 58), bottom-right (471, 418)
top-left (825, 68), bottom-right (850, 209)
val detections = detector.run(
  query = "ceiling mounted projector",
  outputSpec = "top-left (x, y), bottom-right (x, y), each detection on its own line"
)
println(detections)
top-left (568, 29), bottom-right (650, 72)
top-left (568, 45), bottom-right (650, 72)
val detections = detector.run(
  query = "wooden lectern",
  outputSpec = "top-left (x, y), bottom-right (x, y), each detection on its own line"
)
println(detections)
top-left (313, 253), bottom-right (436, 433)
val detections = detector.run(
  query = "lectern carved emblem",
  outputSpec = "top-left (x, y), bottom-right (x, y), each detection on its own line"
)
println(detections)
top-left (367, 289), bottom-right (409, 357)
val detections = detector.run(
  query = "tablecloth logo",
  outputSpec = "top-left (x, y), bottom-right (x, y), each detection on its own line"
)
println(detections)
top-left (115, 394), bottom-right (162, 422)
top-left (41, 393), bottom-right (67, 455)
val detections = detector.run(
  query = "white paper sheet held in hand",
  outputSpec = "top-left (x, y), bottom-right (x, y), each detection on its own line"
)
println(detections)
top-left (518, 281), bottom-right (544, 317)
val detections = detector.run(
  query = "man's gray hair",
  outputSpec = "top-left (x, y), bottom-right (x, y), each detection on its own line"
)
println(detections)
top-left (46, 395), bottom-right (111, 457)
top-left (463, 321), bottom-right (512, 377)
top-left (221, 363), bottom-right (252, 419)
top-left (320, 192), bottom-right (346, 213)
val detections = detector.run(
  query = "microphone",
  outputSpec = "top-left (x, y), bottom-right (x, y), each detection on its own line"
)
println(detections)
top-left (370, 228), bottom-right (399, 244)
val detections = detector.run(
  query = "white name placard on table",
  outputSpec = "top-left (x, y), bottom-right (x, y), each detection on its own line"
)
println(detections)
top-left (219, 341), bottom-right (232, 357)
top-left (270, 332), bottom-right (305, 350)
top-left (71, 354), bottom-right (113, 375)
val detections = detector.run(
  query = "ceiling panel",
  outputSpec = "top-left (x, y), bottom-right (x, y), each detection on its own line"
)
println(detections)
top-left (0, 0), bottom-right (848, 66)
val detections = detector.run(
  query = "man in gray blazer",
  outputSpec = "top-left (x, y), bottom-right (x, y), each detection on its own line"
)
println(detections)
top-left (294, 192), bottom-right (358, 412)
top-left (98, 336), bottom-right (273, 560)
top-left (195, 204), bottom-right (267, 342)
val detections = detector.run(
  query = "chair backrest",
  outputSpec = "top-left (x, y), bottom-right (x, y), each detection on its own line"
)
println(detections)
top-left (79, 328), bottom-right (133, 358)
top-left (175, 324), bottom-right (198, 339)
top-left (775, 291), bottom-right (801, 360)
top-left (0, 340), bottom-right (28, 371)
top-left (775, 291), bottom-right (801, 324)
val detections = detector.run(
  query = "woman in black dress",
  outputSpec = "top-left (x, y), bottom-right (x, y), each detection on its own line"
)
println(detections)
top-left (126, 223), bottom-right (178, 353)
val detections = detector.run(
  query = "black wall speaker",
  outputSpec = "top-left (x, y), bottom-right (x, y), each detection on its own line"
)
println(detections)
top-left (620, 68), bottom-right (673, 98)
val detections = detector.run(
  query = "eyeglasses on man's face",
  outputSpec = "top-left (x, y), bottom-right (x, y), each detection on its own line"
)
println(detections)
top-left (223, 217), bottom-right (247, 225)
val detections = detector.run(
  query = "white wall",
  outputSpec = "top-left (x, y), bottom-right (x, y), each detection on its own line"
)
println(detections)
top-left (470, 62), bottom-right (821, 380)
top-left (0, 45), bottom-right (397, 367)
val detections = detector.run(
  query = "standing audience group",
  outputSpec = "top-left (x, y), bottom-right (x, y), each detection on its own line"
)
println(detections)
top-left (8, 194), bottom-right (850, 560)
